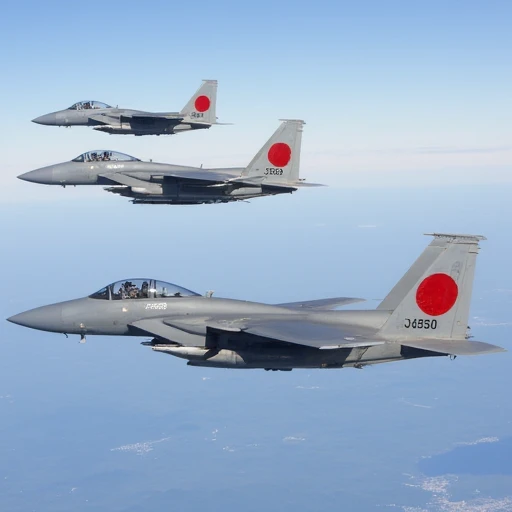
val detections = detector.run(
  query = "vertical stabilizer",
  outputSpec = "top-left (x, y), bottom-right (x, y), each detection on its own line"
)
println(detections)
top-left (241, 120), bottom-right (304, 184)
top-left (180, 80), bottom-right (217, 125)
top-left (378, 233), bottom-right (485, 340)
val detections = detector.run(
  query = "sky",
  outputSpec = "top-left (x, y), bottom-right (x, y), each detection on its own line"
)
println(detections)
top-left (0, 0), bottom-right (511, 203)
top-left (2, 186), bottom-right (512, 512)
top-left (1, 2), bottom-right (512, 511)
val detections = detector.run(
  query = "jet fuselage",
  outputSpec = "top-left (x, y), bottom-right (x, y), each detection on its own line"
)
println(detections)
top-left (32, 108), bottom-right (208, 135)
top-left (7, 294), bottom-right (420, 370)
top-left (7, 234), bottom-right (504, 371)
top-left (18, 160), bottom-right (295, 204)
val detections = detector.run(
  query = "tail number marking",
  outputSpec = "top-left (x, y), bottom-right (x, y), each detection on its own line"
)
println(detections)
top-left (265, 168), bottom-right (284, 176)
top-left (404, 318), bottom-right (437, 329)
top-left (145, 303), bottom-right (168, 310)
top-left (190, 112), bottom-right (205, 119)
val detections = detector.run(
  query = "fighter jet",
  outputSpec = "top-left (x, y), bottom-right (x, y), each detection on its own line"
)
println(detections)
top-left (31, 80), bottom-right (219, 135)
top-left (7, 234), bottom-right (504, 371)
top-left (18, 120), bottom-right (318, 205)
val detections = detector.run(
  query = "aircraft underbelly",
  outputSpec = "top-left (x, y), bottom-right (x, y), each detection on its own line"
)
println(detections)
top-left (156, 340), bottom-right (409, 370)
top-left (126, 182), bottom-right (290, 205)
top-left (236, 343), bottom-right (405, 369)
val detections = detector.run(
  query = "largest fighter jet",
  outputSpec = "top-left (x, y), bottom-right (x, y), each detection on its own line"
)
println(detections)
top-left (19, 120), bottom-right (316, 205)
top-left (7, 234), bottom-right (504, 371)
top-left (31, 80), bottom-right (219, 135)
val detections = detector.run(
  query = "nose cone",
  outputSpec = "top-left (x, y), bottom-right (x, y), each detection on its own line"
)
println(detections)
top-left (8, 304), bottom-right (64, 333)
top-left (32, 113), bottom-right (58, 125)
top-left (18, 166), bottom-right (55, 184)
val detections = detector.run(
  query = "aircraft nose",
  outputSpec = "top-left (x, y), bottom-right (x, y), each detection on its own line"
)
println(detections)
top-left (18, 166), bottom-right (55, 184)
top-left (7, 304), bottom-right (64, 333)
top-left (32, 113), bottom-right (57, 125)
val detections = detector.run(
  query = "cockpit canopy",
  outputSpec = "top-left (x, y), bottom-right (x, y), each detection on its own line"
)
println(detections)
top-left (72, 150), bottom-right (140, 163)
top-left (68, 100), bottom-right (112, 110)
top-left (89, 279), bottom-right (200, 300)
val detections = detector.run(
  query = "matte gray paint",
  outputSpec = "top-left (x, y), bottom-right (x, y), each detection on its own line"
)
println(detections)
top-left (32, 80), bottom-right (218, 136)
top-left (7, 234), bottom-right (505, 371)
top-left (19, 120), bottom-right (318, 205)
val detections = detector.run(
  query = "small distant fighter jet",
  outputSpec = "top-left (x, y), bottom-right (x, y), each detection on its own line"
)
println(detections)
top-left (31, 80), bottom-right (220, 135)
top-left (8, 234), bottom-right (504, 371)
top-left (19, 120), bottom-right (318, 204)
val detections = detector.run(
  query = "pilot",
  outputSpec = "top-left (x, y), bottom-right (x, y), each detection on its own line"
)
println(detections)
top-left (124, 281), bottom-right (139, 299)
top-left (141, 281), bottom-right (149, 298)
top-left (103, 151), bottom-right (110, 161)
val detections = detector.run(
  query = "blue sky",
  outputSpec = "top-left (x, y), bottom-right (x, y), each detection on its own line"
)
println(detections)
top-left (2, 3), bottom-right (512, 510)
top-left (1, 0), bottom-right (511, 202)
top-left (2, 185), bottom-right (512, 511)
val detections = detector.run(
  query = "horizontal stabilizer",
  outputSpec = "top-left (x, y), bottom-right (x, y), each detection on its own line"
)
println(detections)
top-left (276, 297), bottom-right (365, 310)
top-left (261, 183), bottom-right (297, 193)
top-left (294, 181), bottom-right (326, 187)
top-left (401, 339), bottom-right (505, 356)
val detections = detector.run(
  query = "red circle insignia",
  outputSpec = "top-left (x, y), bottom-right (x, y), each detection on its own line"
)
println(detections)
top-left (415, 273), bottom-right (458, 317)
top-left (194, 96), bottom-right (210, 112)
top-left (267, 143), bottom-right (291, 167)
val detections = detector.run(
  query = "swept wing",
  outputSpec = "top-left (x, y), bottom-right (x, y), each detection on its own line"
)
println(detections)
top-left (99, 169), bottom-right (285, 191)
top-left (129, 315), bottom-right (381, 350)
top-left (130, 315), bottom-right (504, 355)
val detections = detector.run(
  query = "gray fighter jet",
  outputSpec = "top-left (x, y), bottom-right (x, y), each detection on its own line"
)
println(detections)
top-left (31, 80), bottom-right (219, 135)
top-left (19, 120), bottom-right (317, 204)
top-left (7, 234), bottom-right (504, 371)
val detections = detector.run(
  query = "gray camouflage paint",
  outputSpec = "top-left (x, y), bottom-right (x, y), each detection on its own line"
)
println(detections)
top-left (8, 234), bottom-right (505, 371)
top-left (32, 80), bottom-right (218, 136)
top-left (19, 120), bottom-right (318, 205)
